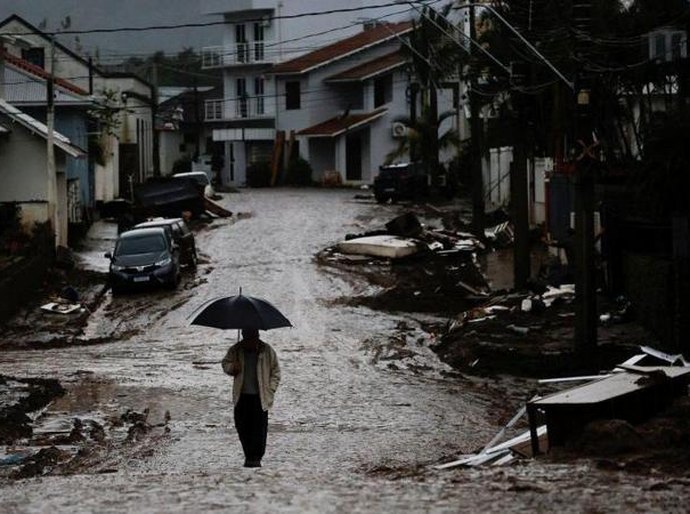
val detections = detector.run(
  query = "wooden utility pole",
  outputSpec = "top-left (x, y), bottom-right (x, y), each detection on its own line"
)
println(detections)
top-left (151, 61), bottom-right (161, 176)
top-left (572, 2), bottom-right (597, 359)
top-left (511, 113), bottom-right (530, 290)
top-left (46, 36), bottom-right (58, 247)
top-left (469, 1), bottom-right (485, 235)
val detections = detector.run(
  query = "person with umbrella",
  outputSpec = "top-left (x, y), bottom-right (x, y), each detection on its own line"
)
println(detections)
top-left (221, 328), bottom-right (280, 468)
top-left (191, 292), bottom-right (290, 468)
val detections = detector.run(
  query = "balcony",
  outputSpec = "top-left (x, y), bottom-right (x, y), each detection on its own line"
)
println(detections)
top-left (202, 41), bottom-right (274, 68)
top-left (204, 96), bottom-right (274, 121)
top-left (201, 0), bottom-right (275, 15)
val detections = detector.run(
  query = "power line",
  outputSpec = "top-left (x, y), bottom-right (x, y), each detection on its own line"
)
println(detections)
top-left (1, 1), bottom-right (434, 37)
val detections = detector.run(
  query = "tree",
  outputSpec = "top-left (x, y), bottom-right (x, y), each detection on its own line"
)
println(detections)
top-left (400, 4), bottom-right (464, 184)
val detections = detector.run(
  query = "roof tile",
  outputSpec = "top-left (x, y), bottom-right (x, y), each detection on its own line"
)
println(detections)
top-left (271, 22), bottom-right (412, 75)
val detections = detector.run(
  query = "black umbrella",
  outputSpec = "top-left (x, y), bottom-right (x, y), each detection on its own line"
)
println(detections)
top-left (190, 293), bottom-right (292, 330)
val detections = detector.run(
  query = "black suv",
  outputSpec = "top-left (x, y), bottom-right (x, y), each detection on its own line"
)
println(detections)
top-left (134, 218), bottom-right (198, 267)
top-left (373, 162), bottom-right (430, 203)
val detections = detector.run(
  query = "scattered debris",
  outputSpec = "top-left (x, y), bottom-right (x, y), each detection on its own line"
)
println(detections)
top-left (484, 222), bottom-right (514, 247)
top-left (337, 235), bottom-right (422, 260)
top-left (40, 302), bottom-right (83, 315)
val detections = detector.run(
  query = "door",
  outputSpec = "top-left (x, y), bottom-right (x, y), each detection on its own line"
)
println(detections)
top-left (236, 78), bottom-right (248, 118)
top-left (254, 77), bottom-right (265, 115)
top-left (119, 143), bottom-right (140, 201)
top-left (235, 24), bottom-right (248, 63)
top-left (346, 132), bottom-right (362, 181)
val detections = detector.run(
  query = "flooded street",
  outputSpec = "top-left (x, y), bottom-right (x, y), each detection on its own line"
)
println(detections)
top-left (1, 190), bottom-right (688, 513)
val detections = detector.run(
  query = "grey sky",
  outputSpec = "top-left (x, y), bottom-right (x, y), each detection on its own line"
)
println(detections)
top-left (0, 0), bottom-right (224, 61)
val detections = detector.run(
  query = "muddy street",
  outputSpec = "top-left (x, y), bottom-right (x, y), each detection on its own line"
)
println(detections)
top-left (1, 190), bottom-right (689, 512)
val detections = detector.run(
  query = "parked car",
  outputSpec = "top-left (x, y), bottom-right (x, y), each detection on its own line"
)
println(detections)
top-left (105, 227), bottom-right (180, 294)
top-left (134, 218), bottom-right (198, 267)
top-left (173, 171), bottom-right (215, 198)
top-left (373, 162), bottom-right (430, 203)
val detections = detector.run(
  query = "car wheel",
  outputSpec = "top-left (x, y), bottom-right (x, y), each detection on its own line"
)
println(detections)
top-left (375, 194), bottom-right (389, 204)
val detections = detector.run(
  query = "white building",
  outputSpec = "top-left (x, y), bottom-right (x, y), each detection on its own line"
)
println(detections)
top-left (200, 0), bottom-right (408, 186)
top-left (271, 22), bottom-right (416, 184)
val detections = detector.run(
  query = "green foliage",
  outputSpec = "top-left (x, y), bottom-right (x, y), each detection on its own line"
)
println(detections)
top-left (246, 161), bottom-right (272, 188)
top-left (285, 157), bottom-right (313, 186)
top-left (106, 47), bottom-right (221, 88)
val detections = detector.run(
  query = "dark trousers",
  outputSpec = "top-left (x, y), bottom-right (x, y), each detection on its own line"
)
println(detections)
top-left (234, 394), bottom-right (268, 462)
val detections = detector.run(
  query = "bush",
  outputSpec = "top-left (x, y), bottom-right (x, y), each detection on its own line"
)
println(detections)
top-left (285, 157), bottom-right (313, 186)
top-left (246, 161), bottom-right (272, 188)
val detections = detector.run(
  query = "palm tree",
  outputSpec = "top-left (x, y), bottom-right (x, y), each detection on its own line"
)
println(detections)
top-left (384, 107), bottom-right (459, 173)
top-left (400, 4), bottom-right (464, 185)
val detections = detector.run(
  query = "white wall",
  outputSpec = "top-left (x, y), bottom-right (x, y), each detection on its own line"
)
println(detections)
top-left (1, 19), bottom-right (92, 92)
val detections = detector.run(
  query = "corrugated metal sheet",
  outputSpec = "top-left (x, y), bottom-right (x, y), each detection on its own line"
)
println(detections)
top-left (0, 98), bottom-right (85, 158)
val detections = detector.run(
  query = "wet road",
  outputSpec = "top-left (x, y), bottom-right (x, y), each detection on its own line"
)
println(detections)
top-left (1, 190), bottom-right (689, 513)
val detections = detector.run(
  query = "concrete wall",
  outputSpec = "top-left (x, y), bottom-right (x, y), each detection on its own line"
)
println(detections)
top-left (0, 129), bottom-right (50, 203)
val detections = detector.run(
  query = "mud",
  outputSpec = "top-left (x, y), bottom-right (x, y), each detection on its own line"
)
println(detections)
top-left (0, 190), bottom-right (689, 512)
top-left (0, 375), bottom-right (64, 443)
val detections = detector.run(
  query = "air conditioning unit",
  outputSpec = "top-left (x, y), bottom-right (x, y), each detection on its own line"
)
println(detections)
top-left (391, 121), bottom-right (407, 139)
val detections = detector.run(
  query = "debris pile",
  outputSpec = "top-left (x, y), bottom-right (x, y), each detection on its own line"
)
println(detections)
top-left (435, 346), bottom-right (690, 471)
top-left (317, 212), bottom-right (491, 314)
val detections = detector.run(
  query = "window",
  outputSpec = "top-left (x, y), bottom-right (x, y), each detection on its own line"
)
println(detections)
top-left (655, 34), bottom-right (666, 60)
top-left (374, 74), bottom-right (393, 108)
top-left (286, 81), bottom-right (301, 110)
top-left (255, 77), bottom-right (265, 115)
top-left (649, 29), bottom-right (687, 62)
top-left (235, 24), bottom-right (248, 63)
top-left (21, 47), bottom-right (45, 68)
top-left (253, 23), bottom-right (265, 61)
top-left (672, 33), bottom-right (683, 60)
top-left (237, 78), bottom-right (248, 118)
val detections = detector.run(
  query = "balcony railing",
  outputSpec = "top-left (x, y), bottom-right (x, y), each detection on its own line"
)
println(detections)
top-left (204, 96), bottom-right (273, 121)
top-left (202, 41), bottom-right (274, 68)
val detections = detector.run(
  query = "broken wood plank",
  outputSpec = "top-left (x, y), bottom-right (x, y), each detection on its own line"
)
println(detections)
top-left (538, 374), bottom-right (612, 384)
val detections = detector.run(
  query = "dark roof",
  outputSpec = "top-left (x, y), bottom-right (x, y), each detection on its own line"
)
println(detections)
top-left (297, 108), bottom-right (387, 138)
top-left (271, 22), bottom-right (412, 75)
top-left (324, 51), bottom-right (406, 82)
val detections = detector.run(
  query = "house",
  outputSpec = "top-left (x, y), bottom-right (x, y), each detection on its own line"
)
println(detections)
top-left (271, 21), bottom-right (432, 185)
top-left (1, 48), bottom-right (95, 230)
top-left (200, 0), bottom-right (408, 186)
top-left (0, 15), bottom-right (156, 204)
top-left (0, 99), bottom-right (85, 247)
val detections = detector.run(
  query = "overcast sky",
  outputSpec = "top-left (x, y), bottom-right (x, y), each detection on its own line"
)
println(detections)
top-left (0, 0), bottom-right (224, 62)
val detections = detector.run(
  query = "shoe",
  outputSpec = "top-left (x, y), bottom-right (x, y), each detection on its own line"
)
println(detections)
top-left (244, 460), bottom-right (261, 468)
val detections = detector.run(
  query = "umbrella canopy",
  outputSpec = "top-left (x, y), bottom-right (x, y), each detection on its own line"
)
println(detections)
top-left (190, 294), bottom-right (292, 330)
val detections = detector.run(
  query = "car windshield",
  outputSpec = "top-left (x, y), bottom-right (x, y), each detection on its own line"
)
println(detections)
top-left (115, 235), bottom-right (167, 256)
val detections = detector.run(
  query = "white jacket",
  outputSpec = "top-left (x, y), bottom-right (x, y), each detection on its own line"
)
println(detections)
top-left (221, 340), bottom-right (281, 411)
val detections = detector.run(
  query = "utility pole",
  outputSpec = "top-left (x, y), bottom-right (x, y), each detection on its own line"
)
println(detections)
top-left (468, 1), bottom-right (485, 235)
top-left (511, 86), bottom-right (531, 290)
top-left (572, 2), bottom-right (597, 360)
top-left (151, 61), bottom-right (161, 176)
top-left (46, 36), bottom-right (58, 248)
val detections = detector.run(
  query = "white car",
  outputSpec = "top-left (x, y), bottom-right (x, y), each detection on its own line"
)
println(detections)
top-left (172, 171), bottom-right (215, 199)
